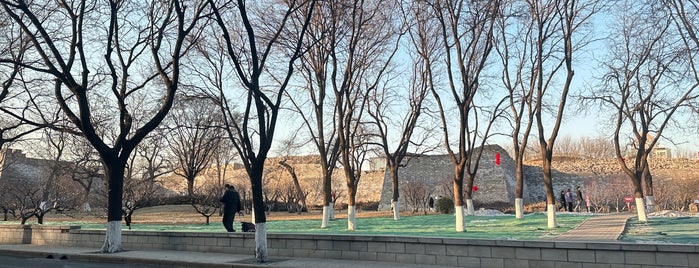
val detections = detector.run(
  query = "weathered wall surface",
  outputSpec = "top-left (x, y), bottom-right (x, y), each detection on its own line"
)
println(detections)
top-left (378, 146), bottom-right (699, 210)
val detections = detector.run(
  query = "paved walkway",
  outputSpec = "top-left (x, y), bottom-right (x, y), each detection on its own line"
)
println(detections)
top-left (553, 212), bottom-right (634, 241)
top-left (0, 213), bottom-right (634, 268)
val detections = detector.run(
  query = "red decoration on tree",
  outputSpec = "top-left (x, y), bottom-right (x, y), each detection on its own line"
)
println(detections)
top-left (495, 152), bottom-right (501, 166)
top-left (621, 157), bottom-right (625, 162)
top-left (472, 186), bottom-right (478, 192)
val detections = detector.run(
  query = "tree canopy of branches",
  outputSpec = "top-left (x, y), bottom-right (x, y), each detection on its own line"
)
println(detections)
top-left (204, 0), bottom-right (316, 262)
top-left (0, 0), bottom-right (207, 252)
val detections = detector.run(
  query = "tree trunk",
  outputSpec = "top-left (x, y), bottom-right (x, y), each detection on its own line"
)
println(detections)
top-left (205, 216), bottom-right (210, 225)
top-left (643, 166), bottom-right (655, 212)
top-left (321, 168), bottom-right (332, 228)
top-left (249, 161), bottom-right (267, 262)
top-left (453, 165), bottom-right (465, 232)
top-left (631, 170), bottom-right (648, 222)
top-left (347, 205), bottom-right (356, 230)
top-left (36, 213), bottom-right (44, 224)
top-left (101, 162), bottom-right (125, 253)
top-left (389, 165), bottom-right (400, 220)
top-left (187, 178), bottom-right (195, 197)
top-left (541, 152), bottom-right (557, 228)
top-left (515, 158), bottom-right (524, 219)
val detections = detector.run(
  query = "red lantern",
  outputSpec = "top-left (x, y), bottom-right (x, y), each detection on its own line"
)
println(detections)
top-left (472, 186), bottom-right (478, 192)
top-left (495, 152), bottom-right (501, 166)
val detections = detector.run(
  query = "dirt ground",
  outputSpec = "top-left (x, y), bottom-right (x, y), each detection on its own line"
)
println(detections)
top-left (43, 205), bottom-right (396, 225)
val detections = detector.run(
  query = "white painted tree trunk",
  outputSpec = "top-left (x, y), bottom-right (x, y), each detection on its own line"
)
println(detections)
top-left (635, 198), bottom-right (648, 222)
top-left (254, 222), bottom-right (268, 262)
top-left (455, 205), bottom-right (465, 232)
top-left (347, 205), bottom-right (356, 230)
top-left (515, 198), bottom-right (524, 219)
top-left (321, 205), bottom-right (331, 228)
top-left (465, 199), bottom-right (475, 215)
top-left (251, 207), bottom-right (255, 223)
top-left (100, 221), bottom-right (122, 253)
top-left (392, 199), bottom-right (400, 220)
top-left (645, 196), bottom-right (655, 213)
top-left (329, 202), bottom-right (335, 220)
top-left (83, 202), bottom-right (91, 212)
top-left (547, 204), bottom-right (558, 228)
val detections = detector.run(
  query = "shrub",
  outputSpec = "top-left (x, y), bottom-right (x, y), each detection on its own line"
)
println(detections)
top-left (357, 201), bottom-right (379, 211)
top-left (435, 197), bottom-right (454, 214)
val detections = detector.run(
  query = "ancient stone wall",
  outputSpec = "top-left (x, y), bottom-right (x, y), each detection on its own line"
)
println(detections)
top-left (378, 146), bottom-right (699, 210)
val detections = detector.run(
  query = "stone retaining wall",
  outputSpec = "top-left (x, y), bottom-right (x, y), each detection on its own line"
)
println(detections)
top-left (0, 225), bottom-right (697, 267)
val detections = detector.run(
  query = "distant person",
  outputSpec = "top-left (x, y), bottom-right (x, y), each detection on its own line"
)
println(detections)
top-left (576, 186), bottom-right (584, 212)
top-left (559, 190), bottom-right (566, 211)
top-left (220, 184), bottom-right (242, 232)
top-left (585, 195), bottom-right (592, 212)
top-left (565, 188), bottom-right (574, 212)
top-left (428, 197), bottom-right (435, 212)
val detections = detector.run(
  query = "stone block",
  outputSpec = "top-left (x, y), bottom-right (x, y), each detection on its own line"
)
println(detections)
top-left (553, 261), bottom-right (582, 268)
top-left (655, 252), bottom-right (688, 266)
top-left (341, 251), bottom-right (359, 260)
top-left (624, 251), bottom-right (655, 265)
top-left (325, 250), bottom-right (342, 259)
top-left (376, 252), bottom-right (396, 262)
top-left (529, 260), bottom-right (555, 268)
top-left (581, 263), bottom-right (612, 268)
top-left (405, 243), bottom-right (425, 254)
top-left (541, 248), bottom-right (567, 261)
top-left (367, 242), bottom-right (386, 252)
top-left (492, 247), bottom-right (515, 258)
top-left (515, 247), bottom-right (541, 260)
top-left (385, 242), bottom-right (405, 253)
top-left (425, 244), bottom-right (446, 255)
top-left (435, 255), bottom-right (458, 266)
top-left (396, 253), bottom-right (416, 264)
top-left (446, 244), bottom-right (468, 256)
top-left (504, 259), bottom-right (529, 268)
top-left (300, 239), bottom-right (316, 250)
top-left (480, 258), bottom-right (504, 268)
top-left (316, 240), bottom-right (333, 249)
top-left (415, 254), bottom-right (436, 265)
top-left (690, 253), bottom-right (699, 267)
top-left (350, 241), bottom-right (368, 252)
top-left (457, 256), bottom-right (480, 267)
top-left (358, 251), bottom-right (377, 261)
top-left (568, 249), bottom-right (595, 262)
top-left (468, 245), bottom-right (491, 257)
top-left (333, 240), bottom-right (351, 251)
top-left (595, 250), bottom-right (624, 264)
top-left (286, 239), bottom-right (301, 249)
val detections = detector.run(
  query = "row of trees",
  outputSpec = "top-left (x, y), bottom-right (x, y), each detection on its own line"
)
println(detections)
top-left (1, 0), bottom-right (698, 263)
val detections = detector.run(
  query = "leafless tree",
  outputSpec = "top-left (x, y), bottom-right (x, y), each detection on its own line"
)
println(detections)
top-left (365, 0), bottom-right (438, 221)
top-left (424, 0), bottom-right (502, 231)
top-left (584, 0), bottom-right (696, 222)
top-left (165, 95), bottom-right (224, 197)
top-left (288, 0), bottom-right (341, 227)
top-left (525, 0), bottom-right (602, 228)
top-left (0, 0), bottom-right (206, 252)
top-left (205, 0), bottom-right (316, 260)
top-left (190, 181), bottom-right (221, 225)
top-left (399, 179), bottom-right (432, 213)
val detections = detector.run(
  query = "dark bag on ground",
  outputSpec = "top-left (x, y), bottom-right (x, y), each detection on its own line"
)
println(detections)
top-left (241, 222), bottom-right (255, 232)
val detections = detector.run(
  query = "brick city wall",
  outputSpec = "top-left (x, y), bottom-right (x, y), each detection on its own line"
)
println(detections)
top-left (0, 225), bottom-right (697, 267)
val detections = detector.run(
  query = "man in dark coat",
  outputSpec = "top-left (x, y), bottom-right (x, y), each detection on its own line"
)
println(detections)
top-left (220, 184), bottom-right (242, 232)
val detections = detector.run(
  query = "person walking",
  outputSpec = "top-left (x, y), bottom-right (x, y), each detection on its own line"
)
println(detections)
top-left (565, 188), bottom-right (574, 212)
top-left (575, 186), bottom-right (584, 212)
top-left (559, 190), bottom-right (566, 211)
top-left (219, 184), bottom-right (242, 232)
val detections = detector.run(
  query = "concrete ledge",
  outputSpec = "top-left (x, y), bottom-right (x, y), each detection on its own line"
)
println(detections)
top-left (0, 225), bottom-right (697, 267)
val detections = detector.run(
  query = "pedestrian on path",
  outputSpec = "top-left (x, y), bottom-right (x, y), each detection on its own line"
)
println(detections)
top-left (565, 188), bottom-right (574, 212)
top-left (559, 190), bottom-right (566, 211)
top-left (220, 184), bottom-right (242, 232)
top-left (575, 186), bottom-right (583, 212)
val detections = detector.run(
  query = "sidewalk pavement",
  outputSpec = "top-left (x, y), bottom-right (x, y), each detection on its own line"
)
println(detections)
top-left (552, 212), bottom-right (634, 241)
top-left (0, 213), bottom-right (633, 268)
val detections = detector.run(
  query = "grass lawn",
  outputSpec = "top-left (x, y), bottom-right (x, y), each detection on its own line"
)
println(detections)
top-left (621, 216), bottom-right (699, 244)
top-left (26, 212), bottom-right (592, 241)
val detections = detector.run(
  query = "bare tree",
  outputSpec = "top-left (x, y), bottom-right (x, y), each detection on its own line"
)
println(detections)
top-left (166, 95), bottom-right (224, 197)
top-left (289, 0), bottom-right (341, 227)
top-left (424, 0), bottom-right (501, 231)
top-left (205, 0), bottom-right (316, 261)
top-left (527, 0), bottom-right (601, 228)
top-left (365, 0), bottom-right (437, 221)
top-left (0, 0), bottom-right (207, 252)
top-left (330, 0), bottom-right (400, 231)
top-left (585, 0), bottom-right (696, 222)
top-left (190, 181), bottom-right (221, 225)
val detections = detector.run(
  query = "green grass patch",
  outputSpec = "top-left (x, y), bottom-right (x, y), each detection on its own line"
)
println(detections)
top-left (621, 217), bottom-right (699, 244)
top-left (13, 212), bottom-right (593, 240)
